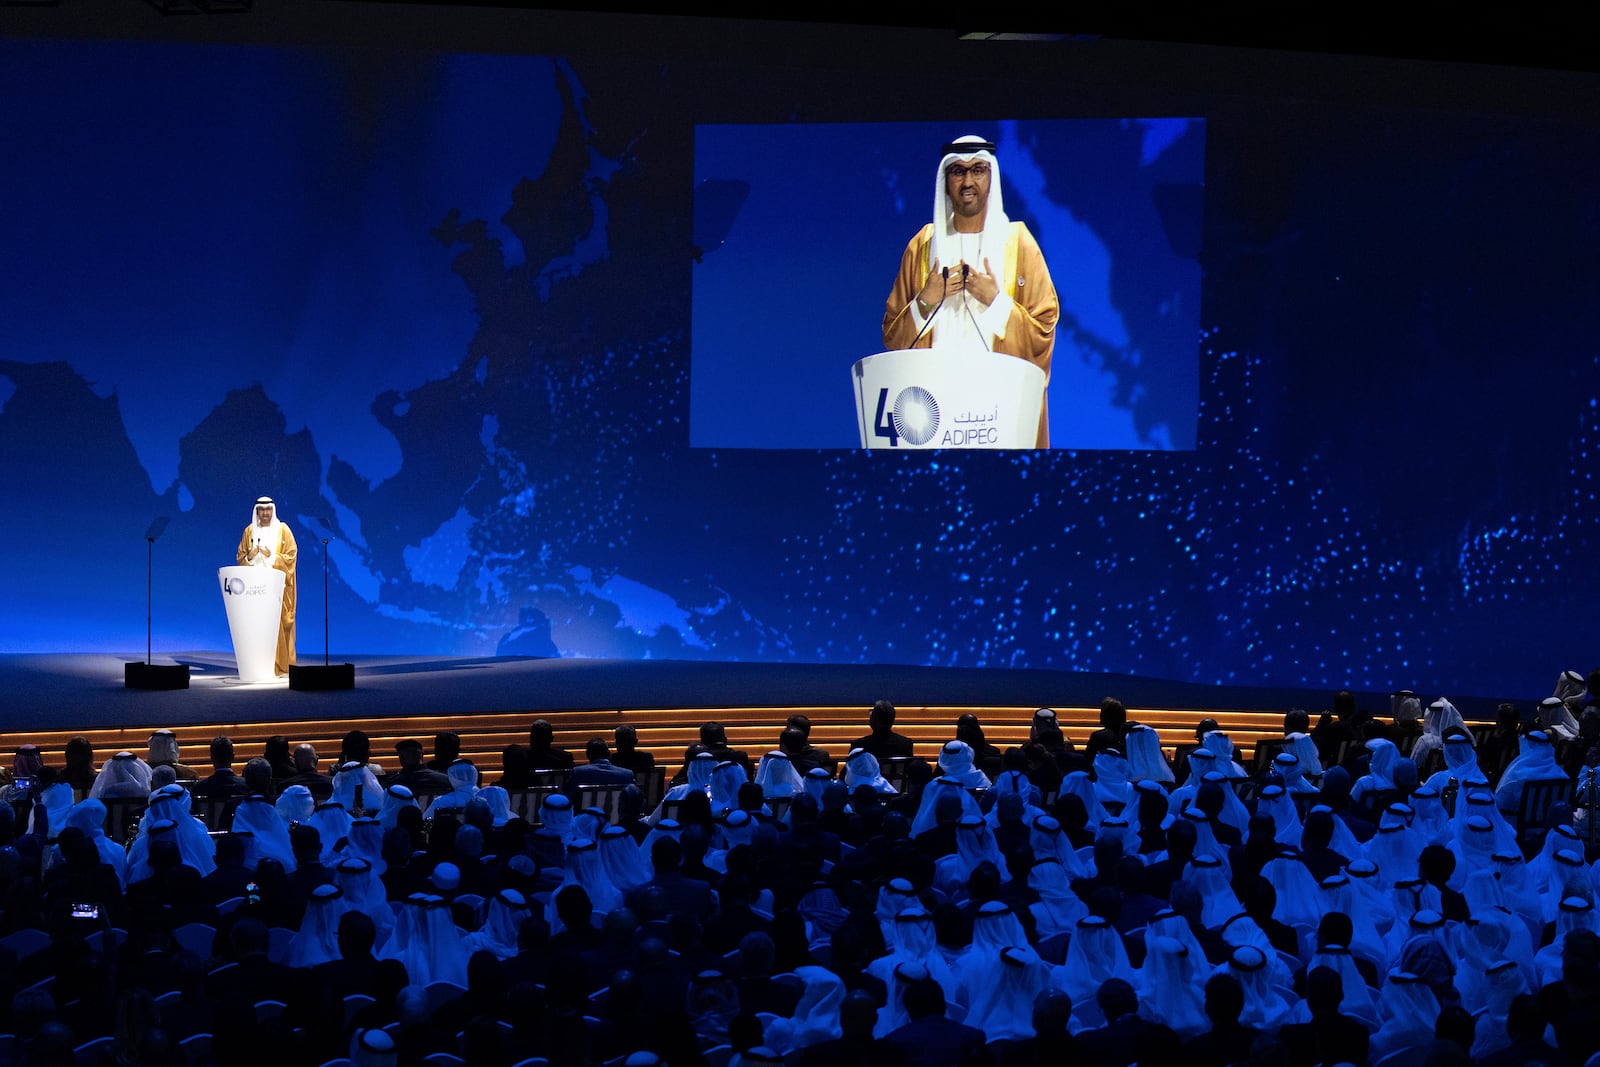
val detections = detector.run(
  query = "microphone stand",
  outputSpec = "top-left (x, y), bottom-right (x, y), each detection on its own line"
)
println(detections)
top-left (125, 517), bottom-right (188, 689)
top-left (288, 534), bottom-right (355, 691)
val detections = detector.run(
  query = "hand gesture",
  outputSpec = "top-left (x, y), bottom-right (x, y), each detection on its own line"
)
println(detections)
top-left (964, 257), bottom-right (999, 306)
top-left (917, 259), bottom-right (963, 311)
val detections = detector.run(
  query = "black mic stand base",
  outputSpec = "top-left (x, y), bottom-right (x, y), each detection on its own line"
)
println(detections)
top-left (289, 663), bottom-right (355, 691)
top-left (125, 662), bottom-right (190, 690)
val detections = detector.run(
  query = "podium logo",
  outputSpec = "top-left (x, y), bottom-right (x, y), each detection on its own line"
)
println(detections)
top-left (873, 386), bottom-right (940, 447)
top-left (223, 577), bottom-right (247, 596)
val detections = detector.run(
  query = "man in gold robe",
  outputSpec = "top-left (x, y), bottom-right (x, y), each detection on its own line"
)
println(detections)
top-left (882, 135), bottom-right (1060, 447)
top-left (237, 496), bottom-right (297, 675)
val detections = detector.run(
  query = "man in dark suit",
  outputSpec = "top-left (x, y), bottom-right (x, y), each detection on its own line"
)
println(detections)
top-left (571, 738), bottom-right (637, 786)
top-left (880, 972), bottom-right (986, 1067)
top-left (612, 724), bottom-right (656, 775)
top-left (625, 837), bottom-right (715, 923)
top-left (1083, 698), bottom-right (1130, 762)
top-left (852, 700), bottom-right (916, 761)
top-left (1278, 966), bottom-right (1371, 1067)
top-left (698, 721), bottom-right (752, 774)
top-left (391, 739), bottom-right (453, 796)
top-left (305, 910), bottom-right (382, 1047)
top-left (192, 736), bottom-right (250, 799)
top-left (783, 715), bottom-right (838, 774)
top-left (797, 989), bottom-right (881, 1067)
top-left (278, 743), bottom-right (334, 802)
top-left (528, 719), bottom-right (575, 769)
top-left (1074, 978), bottom-right (1178, 1067)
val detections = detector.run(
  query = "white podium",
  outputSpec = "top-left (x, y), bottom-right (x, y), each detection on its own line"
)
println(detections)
top-left (218, 565), bottom-right (286, 683)
top-left (851, 348), bottom-right (1045, 450)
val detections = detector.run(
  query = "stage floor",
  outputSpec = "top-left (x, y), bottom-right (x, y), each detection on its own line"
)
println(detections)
top-left (0, 651), bottom-right (1471, 736)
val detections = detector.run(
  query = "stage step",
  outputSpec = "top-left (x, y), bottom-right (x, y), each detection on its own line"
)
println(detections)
top-left (0, 703), bottom-right (1480, 782)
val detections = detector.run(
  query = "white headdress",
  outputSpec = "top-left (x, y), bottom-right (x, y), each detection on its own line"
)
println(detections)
top-left (248, 496), bottom-right (283, 566)
top-left (925, 136), bottom-right (1012, 349)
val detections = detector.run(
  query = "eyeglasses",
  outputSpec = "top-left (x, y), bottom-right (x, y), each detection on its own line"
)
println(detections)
top-left (945, 162), bottom-right (991, 181)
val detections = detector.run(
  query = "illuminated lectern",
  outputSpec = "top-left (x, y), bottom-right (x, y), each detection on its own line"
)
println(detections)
top-left (217, 565), bottom-right (285, 683)
top-left (851, 348), bottom-right (1045, 450)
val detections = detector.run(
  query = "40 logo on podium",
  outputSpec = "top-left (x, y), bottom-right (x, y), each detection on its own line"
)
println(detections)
top-left (872, 386), bottom-right (999, 447)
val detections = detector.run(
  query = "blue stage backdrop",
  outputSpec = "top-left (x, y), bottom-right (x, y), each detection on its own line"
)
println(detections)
top-left (0, 33), bottom-right (1595, 699)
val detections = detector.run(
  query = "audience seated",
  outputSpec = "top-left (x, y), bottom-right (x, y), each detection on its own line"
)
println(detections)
top-left (8, 685), bottom-right (1600, 1066)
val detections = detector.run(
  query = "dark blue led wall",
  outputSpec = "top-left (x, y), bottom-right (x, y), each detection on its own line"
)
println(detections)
top-left (0, 28), bottom-right (1595, 699)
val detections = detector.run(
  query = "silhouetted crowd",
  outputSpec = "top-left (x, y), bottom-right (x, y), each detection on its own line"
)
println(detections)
top-left (3, 674), bottom-right (1600, 1067)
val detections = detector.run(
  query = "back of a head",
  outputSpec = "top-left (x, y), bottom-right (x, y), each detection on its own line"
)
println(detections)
top-left (1168, 881), bottom-right (1203, 923)
top-left (1096, 977), bottom-right (1137, 1021)
top-left (1283, 709), bottom-right (1311, 734)
top-left (435, 732), bottom-right (461, 761)
top-left (1434, 1004), bottom-right (1476, 1051)
top-left (1334, 690), bottom-right (1357, 720)
top-left (700, 721), bottom-right (728, 747)
top-left (902, 976), bottom-right (945, 1020)
top-left (210, 736), bottom-right (234, 767)
top-left (214, 832), bottom-right (247, 867)
top-left (1204, 973), bottom-right (1245, 1026)
top-left (338, 909), bottom-right (378, 955)
top-left (1243, 876), bottom-right (1277, 919)
top-left (65, 735), bottom-right (93, 767)
top-left (1165, 815), bottom-right (1197, 856)
top-left (1391, 758), bottom-right (1418, 792)
top-left (840, 989), bottom-right (878, 1039)
top-left (263, 734), bottom-right (290, 765)
top-left (787, 714), bottom-right (812, 737)
top-left (396, 986), bottom-right (431, 1026)
top-left (1088, 885), bottom-right (1123, 924)
top-left (1302, 809), bottom-right (1335, 849)
top-left (455, 823), bottom-right (484, 860)
top-left (1031, 988), bottom-right (1072, 1035)
top-left (244, 757), bottom-right (273, 794)
top-left (1563, 928), bottom-right (1600, 993)
top-left (293, 744), bottom-right (318, 772)
top-left (1100, 698), bottom-right (1127, 730)
top-left (737, 931), bottom-right (775, 975)
top-left (871, 700), bottom-right (896, 730)
top-left (1418, 843), bottom-right (1456, 886)
top-left (615, 724), bottom-right (638, 750)
top-left (555, 884), bottom-right (593, 928)
top-left (343, 730), bottom-right (372, 763)
top-left (530, 719), bottom-right (554, 746)
top-left (586, 738), bottom-right (610, 763)
top-left (1114, 855), bottom-right (1146, 894)
top-left (651, 835), bottom-right (682, 872)
top-left (290, 824), bottom-right (323, 861)
top-left (1505, 993), bottom-right (1545, 1042)
top-left (1316, 911), bottom-right (1353, 949)
top-left (1305, 965), bottom-right (1343, 1012)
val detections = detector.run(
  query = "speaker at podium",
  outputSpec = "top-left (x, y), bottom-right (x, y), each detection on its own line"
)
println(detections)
top-left (852, 348), bottom-right (1045, 450)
